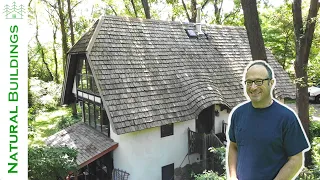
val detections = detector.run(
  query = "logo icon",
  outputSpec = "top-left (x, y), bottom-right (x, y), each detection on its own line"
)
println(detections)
top-left (4, 1), bottom-right (25, 19)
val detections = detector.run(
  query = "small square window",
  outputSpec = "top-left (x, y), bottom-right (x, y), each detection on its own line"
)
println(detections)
top-left (185, 29), bottom-right (197, 38)
top-left (162, 163), bottom-right (174, 180)
top-left (161, 123), bottom-right (173, 137)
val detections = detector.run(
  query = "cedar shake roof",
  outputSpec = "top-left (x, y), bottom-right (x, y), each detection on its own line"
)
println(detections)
top-left (68, 20), bottom-right (99, 53)
top-left (63, 15), bottom-right (296, 135)
top-left (45, 122), bottom-right (118, 167)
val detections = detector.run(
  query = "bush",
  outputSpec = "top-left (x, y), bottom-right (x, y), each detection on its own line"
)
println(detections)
top-left (29, 77), bottom-right (61, 111)
top-left (193, 170), bottom-right (226, 180)
top-left (310, 121), bottom-right (320, 140)
top-left (57, 116), bottom-right (81, 129)
top-left (28, 146), bottom-right (78, 180)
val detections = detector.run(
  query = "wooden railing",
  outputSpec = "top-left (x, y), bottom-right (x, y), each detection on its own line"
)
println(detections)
top-left (188, 128), bottom-right (224, 154)
top-left (188, 128), bottom-right (203, 154)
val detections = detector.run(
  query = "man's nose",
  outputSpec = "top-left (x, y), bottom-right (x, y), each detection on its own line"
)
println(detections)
top-left (250, 82), bottom-right (258, 89)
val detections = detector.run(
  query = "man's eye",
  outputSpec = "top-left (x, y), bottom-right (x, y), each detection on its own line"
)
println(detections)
top-left (256, 80), bottom-right (263, 83)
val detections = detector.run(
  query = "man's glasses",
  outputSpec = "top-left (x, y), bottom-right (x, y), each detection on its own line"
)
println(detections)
top-left (245, 79), bottom-right (270, 86)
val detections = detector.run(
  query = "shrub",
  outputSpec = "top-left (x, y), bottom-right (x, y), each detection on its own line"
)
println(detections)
top-left (193, 170), bottom-right (226, 180)
top-left (57, 116), bottom-right (81, 129)
top-left (29, 77), bottom-right (62, 111)
top-left (28, 146), bottom-right (78, 180)
top-left (310, 121), bottom-right (320, 140)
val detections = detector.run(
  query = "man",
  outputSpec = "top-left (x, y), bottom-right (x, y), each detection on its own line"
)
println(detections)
top-left (227, 60), bottom-right (310, 180)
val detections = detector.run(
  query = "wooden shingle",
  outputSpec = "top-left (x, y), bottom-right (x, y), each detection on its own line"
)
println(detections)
top-left (66, 16), bottom-right (296, 135)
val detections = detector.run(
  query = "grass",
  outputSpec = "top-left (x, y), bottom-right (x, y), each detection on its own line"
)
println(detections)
top-left (28, 106), bottom-right (74, 146)
top-left (284, 98), bottom-right (296, 104)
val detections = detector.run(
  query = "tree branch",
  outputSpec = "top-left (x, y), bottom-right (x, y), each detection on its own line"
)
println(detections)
top-left (201, 0), bottom-right (210, 9)
top-left (71, 1), bottom-right (83, 11)
top-left (130, 0), bottom-right (138, 18)
top-left (108, 4), bottom-right (118, 16)
top-left (181, 0), bottom-right (191, 22)
top-left (41, 0), bottom-right (59, 15)
top-left (303, 0), bottom-right (320, 63)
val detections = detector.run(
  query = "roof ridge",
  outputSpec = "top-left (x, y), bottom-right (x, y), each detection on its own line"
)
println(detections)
top-left (102, 14), bottom-right (246, 30)
top-left (86, 16), bottom-right (105, 54)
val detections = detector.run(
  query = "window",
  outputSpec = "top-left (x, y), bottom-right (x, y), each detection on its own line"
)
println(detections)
top-left (80, 99), bottom-right (110, 137)
top-left (162, 163), bottom-right (174, 180)
top-left (161, 123), bottom-right (173, 137)
top-left (76, 58), bottom-right (99, 94)
top-left (185, 29), bottom-right (197, 38)
top-left (84, 102), bottom-right (89, 125)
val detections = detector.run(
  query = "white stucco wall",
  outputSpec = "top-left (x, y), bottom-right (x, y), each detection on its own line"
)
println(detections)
top-left (214, 105), bottom-right (230, 134)
top-left (110, 119), bottom-right (200, 180)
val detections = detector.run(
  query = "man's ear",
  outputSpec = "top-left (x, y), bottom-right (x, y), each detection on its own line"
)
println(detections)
top-left (269, 79), bottom-right (275, 86)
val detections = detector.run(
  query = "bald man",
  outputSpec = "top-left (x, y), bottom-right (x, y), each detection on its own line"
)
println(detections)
top-left (227, 61), bottom-right (310, 180)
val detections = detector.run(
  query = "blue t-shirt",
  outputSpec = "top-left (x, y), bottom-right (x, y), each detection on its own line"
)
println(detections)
top-left (228, 100), bottom-right (310, 180)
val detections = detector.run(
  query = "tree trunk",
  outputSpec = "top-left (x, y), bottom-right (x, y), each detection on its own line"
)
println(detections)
top-left (130, 0), bottom-right (138, 18)
top-left (190, 0), bottom-right (197, 23)
top-left (213, 0), bottom-right (224, 24)
top-left (57, 0), bottom-right (68, 74)
top-left (52, 25), bottom-right (59, 84)
top-left (241, 0), bottom-right (267, 60)
top-left (67, 0), bottom-right (75, 46)
top-left (292, 0), bottom-right (320, 167)
top-left (35, 11), bottom-right (53, 81)
top-left (141, 0), bottom-right (151, 19)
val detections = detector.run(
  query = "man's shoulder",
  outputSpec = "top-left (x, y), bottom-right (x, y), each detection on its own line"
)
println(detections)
top-left (231, 101), bottom-right (251, 114)
top-left (273, 100), bottom-right (299, 122)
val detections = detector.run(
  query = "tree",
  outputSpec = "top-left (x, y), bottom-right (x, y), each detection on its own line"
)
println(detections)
top-left (28, 146), bottom-right (78, 180)
top-left (29, 3), bottom-right (54, 82)
top-left (240, 0), bottom-right (267, 60)
top-left (292, 0), bottom-right (320, 166)
top-left (260, 3), bottom-right (296, 70)
top-left (141, 0), bottom-right (151, 19)
top-left (46, 7), bottom-right (60, 83)
top-left (67, 0), bottom-right (75, 46)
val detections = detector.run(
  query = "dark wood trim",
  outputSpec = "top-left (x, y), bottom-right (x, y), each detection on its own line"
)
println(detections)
top-left (79, 143), bottom-right (118, 168)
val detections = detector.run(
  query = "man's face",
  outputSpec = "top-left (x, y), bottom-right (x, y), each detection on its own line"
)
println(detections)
top-left (245, 65), bottom-right (274, 104)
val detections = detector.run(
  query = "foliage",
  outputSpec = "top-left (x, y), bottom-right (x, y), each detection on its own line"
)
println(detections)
top-left (260, 2), bottom-right (295, 70)
top-left (311, 137), bottom-right (320, 177)
top-left (209, 147), bottom-right (226, 171)
top-left (193, 170), bottom-right (226, 180)
top-left (193, 147), bottom-right (226, 179)
top-left (28, 146), bottom-right (78, 180)
top-left (310, 121), bottom-right (320, 142)
top-left (58, 115), bottom-right (81, 129)
top-left (29, 77), bottom-right (61, 111)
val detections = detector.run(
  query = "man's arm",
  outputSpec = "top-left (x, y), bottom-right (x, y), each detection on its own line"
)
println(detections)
top-left (228, 141), bottom-right (238, 180)
top-left (274, 152), bottom-right (304, 180)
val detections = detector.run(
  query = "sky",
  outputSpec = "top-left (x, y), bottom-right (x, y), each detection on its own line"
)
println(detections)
top-left (33, 0), bottom-right (285, 44)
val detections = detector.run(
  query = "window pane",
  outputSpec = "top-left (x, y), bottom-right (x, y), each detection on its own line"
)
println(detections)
top-left (77, 74), bottom-right (82, 89)
top-left (84, 102), bottom-right (89, 125)
top-left (89, 103), bottom-right (95, 128)
top-left (92, 77), bottom-right (99, 93)
top-left (81, 59), bottom-right (86, 74)
top-left (95, 105), bottom-right (101, 132)
top-left (101, 110), bottom-right (109, 136)
top-left (82, 74), bottom-right (88, 90)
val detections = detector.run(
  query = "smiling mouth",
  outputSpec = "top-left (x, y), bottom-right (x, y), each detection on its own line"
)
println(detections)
top-left (250, 92), bottom-right (261, 96)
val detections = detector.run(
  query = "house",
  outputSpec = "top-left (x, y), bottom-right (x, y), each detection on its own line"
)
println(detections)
top-left (47, 15), bottom-right (296, 180)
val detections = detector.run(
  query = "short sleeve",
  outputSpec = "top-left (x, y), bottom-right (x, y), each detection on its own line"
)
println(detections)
top-left (228, 112), bottom-right (236, 143)
top-left (283, 117), bottom-right (310, 156)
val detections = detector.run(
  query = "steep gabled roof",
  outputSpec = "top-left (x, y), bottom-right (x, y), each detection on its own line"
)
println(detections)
top-left (68, 20), bottom-right (99, 53)
top-left (64, 15), bottom-right (296, 135)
